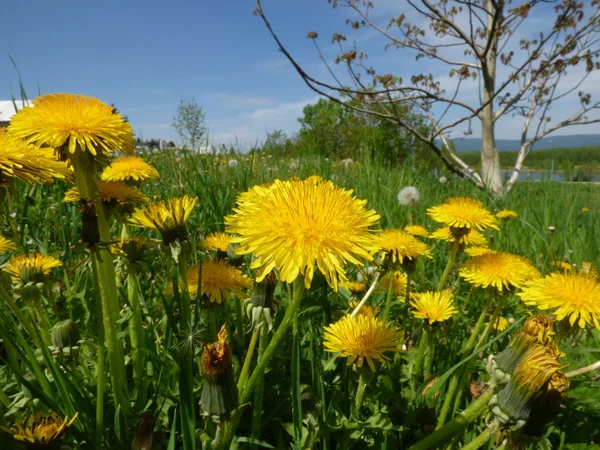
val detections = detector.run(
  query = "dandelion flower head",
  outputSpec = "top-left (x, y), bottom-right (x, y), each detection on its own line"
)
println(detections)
top-left (129, 196), bottom-right (197, 244)
top-left (323, 314), bottom-right (401, 371)
top-left (202, 232), bottom-right (233, 252)
top-left (459, 251), bottom-right (540, 292)
top-left (0, 236), bottom-right (16, 253)
top-left (410, 290), bottom-right (457, 324)
top-left (397, 186), bottom-right (420, 206)
top-left (518, 272), bottom-right (600, 329)
top-left (8, 93), bottom-right (134, 156)
top-left (64, 180), bottom-right (147, 206)
top-left (427, 197), bottom-right (499, 231)
top-left (496, 209), bottom-right (519, 220)
top-left (348, 300), bottom-right (378, 318)
top-left (0, 130), bottom-right (70, 185)
top-left (225, 177), bottom-right (381, 290)
top-left (380, 271), bottom-right (408, 298)
top-left (5, 253), bottom-right (62, 281)
top-left (378, 229), bottom-right (432, 264)
top-left (101, 156), bottom-right (159, 182)
top-left (0, 412), bottom-right (78, 446)
top-left (343, 280), bottom-right (367, 296)
top-left (404, 224), bottom-right (429, 238)
top-left (464, 246), bottom-right (495, 257)
top-left (430, 226), bottom-right (488, 247)
top-left (164, 260), bottom-right (252, 304)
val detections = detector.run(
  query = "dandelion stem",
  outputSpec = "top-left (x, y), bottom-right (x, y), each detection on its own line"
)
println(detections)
top-left (127, 266), bottom-right (146, 407)
top-left (436, 239), bottom-right (461, 292)
top-left (382, 271), bottom-right (396, 322)
top-left (351, 272), bottom-right (380, 317)
top-left (424, 327), bottom-right (435, 379)
top-left (437, 294), bottom-right (494, 428)
top-left (70, 150), bottom-right (128, 413)
top-left (237, 327), bottom-right (260, 392)
top-left (250, 326), bottom-right (268, 449)
top-left (409, 388), bottom-right (494, 450)
top-left (0, 284), bottom-right (37, 341)
top-left (458, 422), bottom-right (498, 450)
top-left (355, 369), bottom-right (370, 413)
top-left (414, 324), bottom-right (429, 380)
top-left (234, 295), bottom-right (244, 348)
top-left (90, 256), bottom-right (106, 450)
top-left (565, 359), bottom-right (600, 378)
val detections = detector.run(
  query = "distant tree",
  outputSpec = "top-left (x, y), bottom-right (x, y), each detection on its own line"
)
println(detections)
top-left (298, 99), bottom-right (346, 156)
top-left (255, 0), bottom-right (600, 196)
top-left (167, 141), bottom-right (176, 148)
top-left (264, 129), bottom-right (289, 150)
top-left (172, 98), bottom-right (206, 150)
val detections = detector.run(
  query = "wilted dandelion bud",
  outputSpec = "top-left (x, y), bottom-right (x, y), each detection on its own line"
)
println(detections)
top-left (397, 186), bottom-right (420, 206)
top-left (244, 271), bottom-right (277, 332)
top-left (51, 319), bottom-right (81, 350)
top-left (131, 411), bottom-right (154, 450)
top-left (488, 343), bottom-right (566, 430)
top-left (200, 325), bottom-right (238, 421)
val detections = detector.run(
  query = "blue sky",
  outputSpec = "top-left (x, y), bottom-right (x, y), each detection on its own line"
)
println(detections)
top-left (2, 0), bottom-right (598, 147)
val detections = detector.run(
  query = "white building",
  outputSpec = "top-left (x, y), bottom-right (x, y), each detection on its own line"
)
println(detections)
top-left (0, 100), bottom-right (29, 129)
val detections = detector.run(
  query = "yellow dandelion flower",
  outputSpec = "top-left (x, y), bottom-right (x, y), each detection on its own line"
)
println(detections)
top-left (404, 224), bottom-right (429, 238)
top-left (348, 300), bottom-right (378, 318)
top-left (490, 316), bottom-right (510, 331)
top-left (164, 260), bottom-right (252, 304)
top-left (496, 209), bottom-right (519, 220)
top-left (101, 156), bottom-right (159, 182)
top-left (430, 226), bottom-right (488, 247)
top-left (323, 314), bottom-right (401, 371)
top-left (581, 261), bottom-right (598, 279)
top-left (0, 130), bottom-right (70, 185)
top-left (5, 253), bottom-right (62, 281)
top-left (581, 207), bottom-right (589, 212)
top-left (64, 180), bottom-right (147, 205)
top-left (378, 229), bottom-right (432, 264)
top-left (343, 280), bottom-right (367, 296)
top-left (518, 272), bottom-right (600, 329)
top-left (225, 177), bottom-right (380, 290)
top-left (0, 412), bottom-right (78, 447)
top-left (0, 236), bottom-right (16, 253)
top-left (129, 196), bottom-right (197, 244)
top-left (410, 290), bottom-right (457, 324)
top-left (202, 232), bottom-right (233, 252)
top-left (111, 237), bottom-right (158, 262)
top-left (7, 93), bottom-right (134, 156)
top-left (554, 261), bottom-right (573, 272)
top-left (427, 197), bottom-right (499, 231)
top-left (379, 271), bottom-right (407, 298)
top-left (464, 246), bottom-right (495, 257)
top-left (459, 251), bottom-right (540, 291)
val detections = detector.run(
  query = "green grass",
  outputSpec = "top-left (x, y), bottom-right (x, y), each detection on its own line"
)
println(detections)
top-left (1, 148), bottom-right (599, 450)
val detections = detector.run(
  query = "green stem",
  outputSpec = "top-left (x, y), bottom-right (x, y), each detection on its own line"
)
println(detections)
top-left (436, 239), bottom-right (461, 292)
top-left (382, 271), bottom-right (396, 322)
top-left (127, 267), bottom-right (146, 406)
top-left (30, 301), bottom-right (52, 347)
top-left (71, 151), bottom-right (128, 413)
top-left (424, 327), bottom-right (435, 380)
top-left (459, 422), bottom-right (498, 450)
top-left (211, 422), bottom-right (228, 450)
top-left (0, 285), bottom-right (37, 340)
top-left (409, 389), bottom-right (494, 450)
top-left (177, 254), bottom-right (196, 450)
top-left (437, 294), bottom-right (493, 429)
top-left (90, 256), bottom-right (106, 450)
top-left (241, 277), bottom-right (305, 404)
top-left (414, 324), bottom-right (429, 380)
top-left (355, 370), bottom-right (370, 412)
top-left (250, 326), bottom-right (268, 450)
top-left (237, 327), bottom-right (260, 392)
top-left (405, 270), bottom-right (412, 306)
top-left (234, 295), bottom-right (244, 348)
top-left (227, 277), bottom-right (306, 448)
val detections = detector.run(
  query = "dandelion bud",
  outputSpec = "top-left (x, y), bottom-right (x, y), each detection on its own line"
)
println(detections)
top-left (200, 325), bottom-right (238, 421)
top-left (51, 319), bottom-right (81, 350)
top-left (131, 411), bottom-right (154, 450)
top-left (244, 271), bottom-right (277, 331)
top-left (397, 186), bottom-right (420, 206)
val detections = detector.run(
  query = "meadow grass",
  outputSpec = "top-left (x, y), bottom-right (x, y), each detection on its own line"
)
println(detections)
top-left (1, 148), bottom-right (599, 449)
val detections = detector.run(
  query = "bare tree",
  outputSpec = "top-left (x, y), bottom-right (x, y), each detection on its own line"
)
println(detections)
top-left (172, 98), bottom-right (206, 151)
top-left (254, 0), bottom-right (600, 195)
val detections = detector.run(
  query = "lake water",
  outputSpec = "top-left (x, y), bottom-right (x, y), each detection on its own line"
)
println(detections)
top-left (501, 171), bottom-right (600, 182)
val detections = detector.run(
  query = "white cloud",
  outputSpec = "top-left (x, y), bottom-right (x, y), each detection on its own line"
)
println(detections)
top-left (254, 56), bottom-right (294, 75)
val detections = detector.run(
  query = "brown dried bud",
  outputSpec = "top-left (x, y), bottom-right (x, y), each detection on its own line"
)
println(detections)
top-left (201, 325), bottom-right (232, 382)
top-left (306, 31), bottom-right (318, 39)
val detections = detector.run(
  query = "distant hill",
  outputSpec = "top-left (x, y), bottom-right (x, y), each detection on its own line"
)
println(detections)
top-left (449, 134), bottom-right (600, 151)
